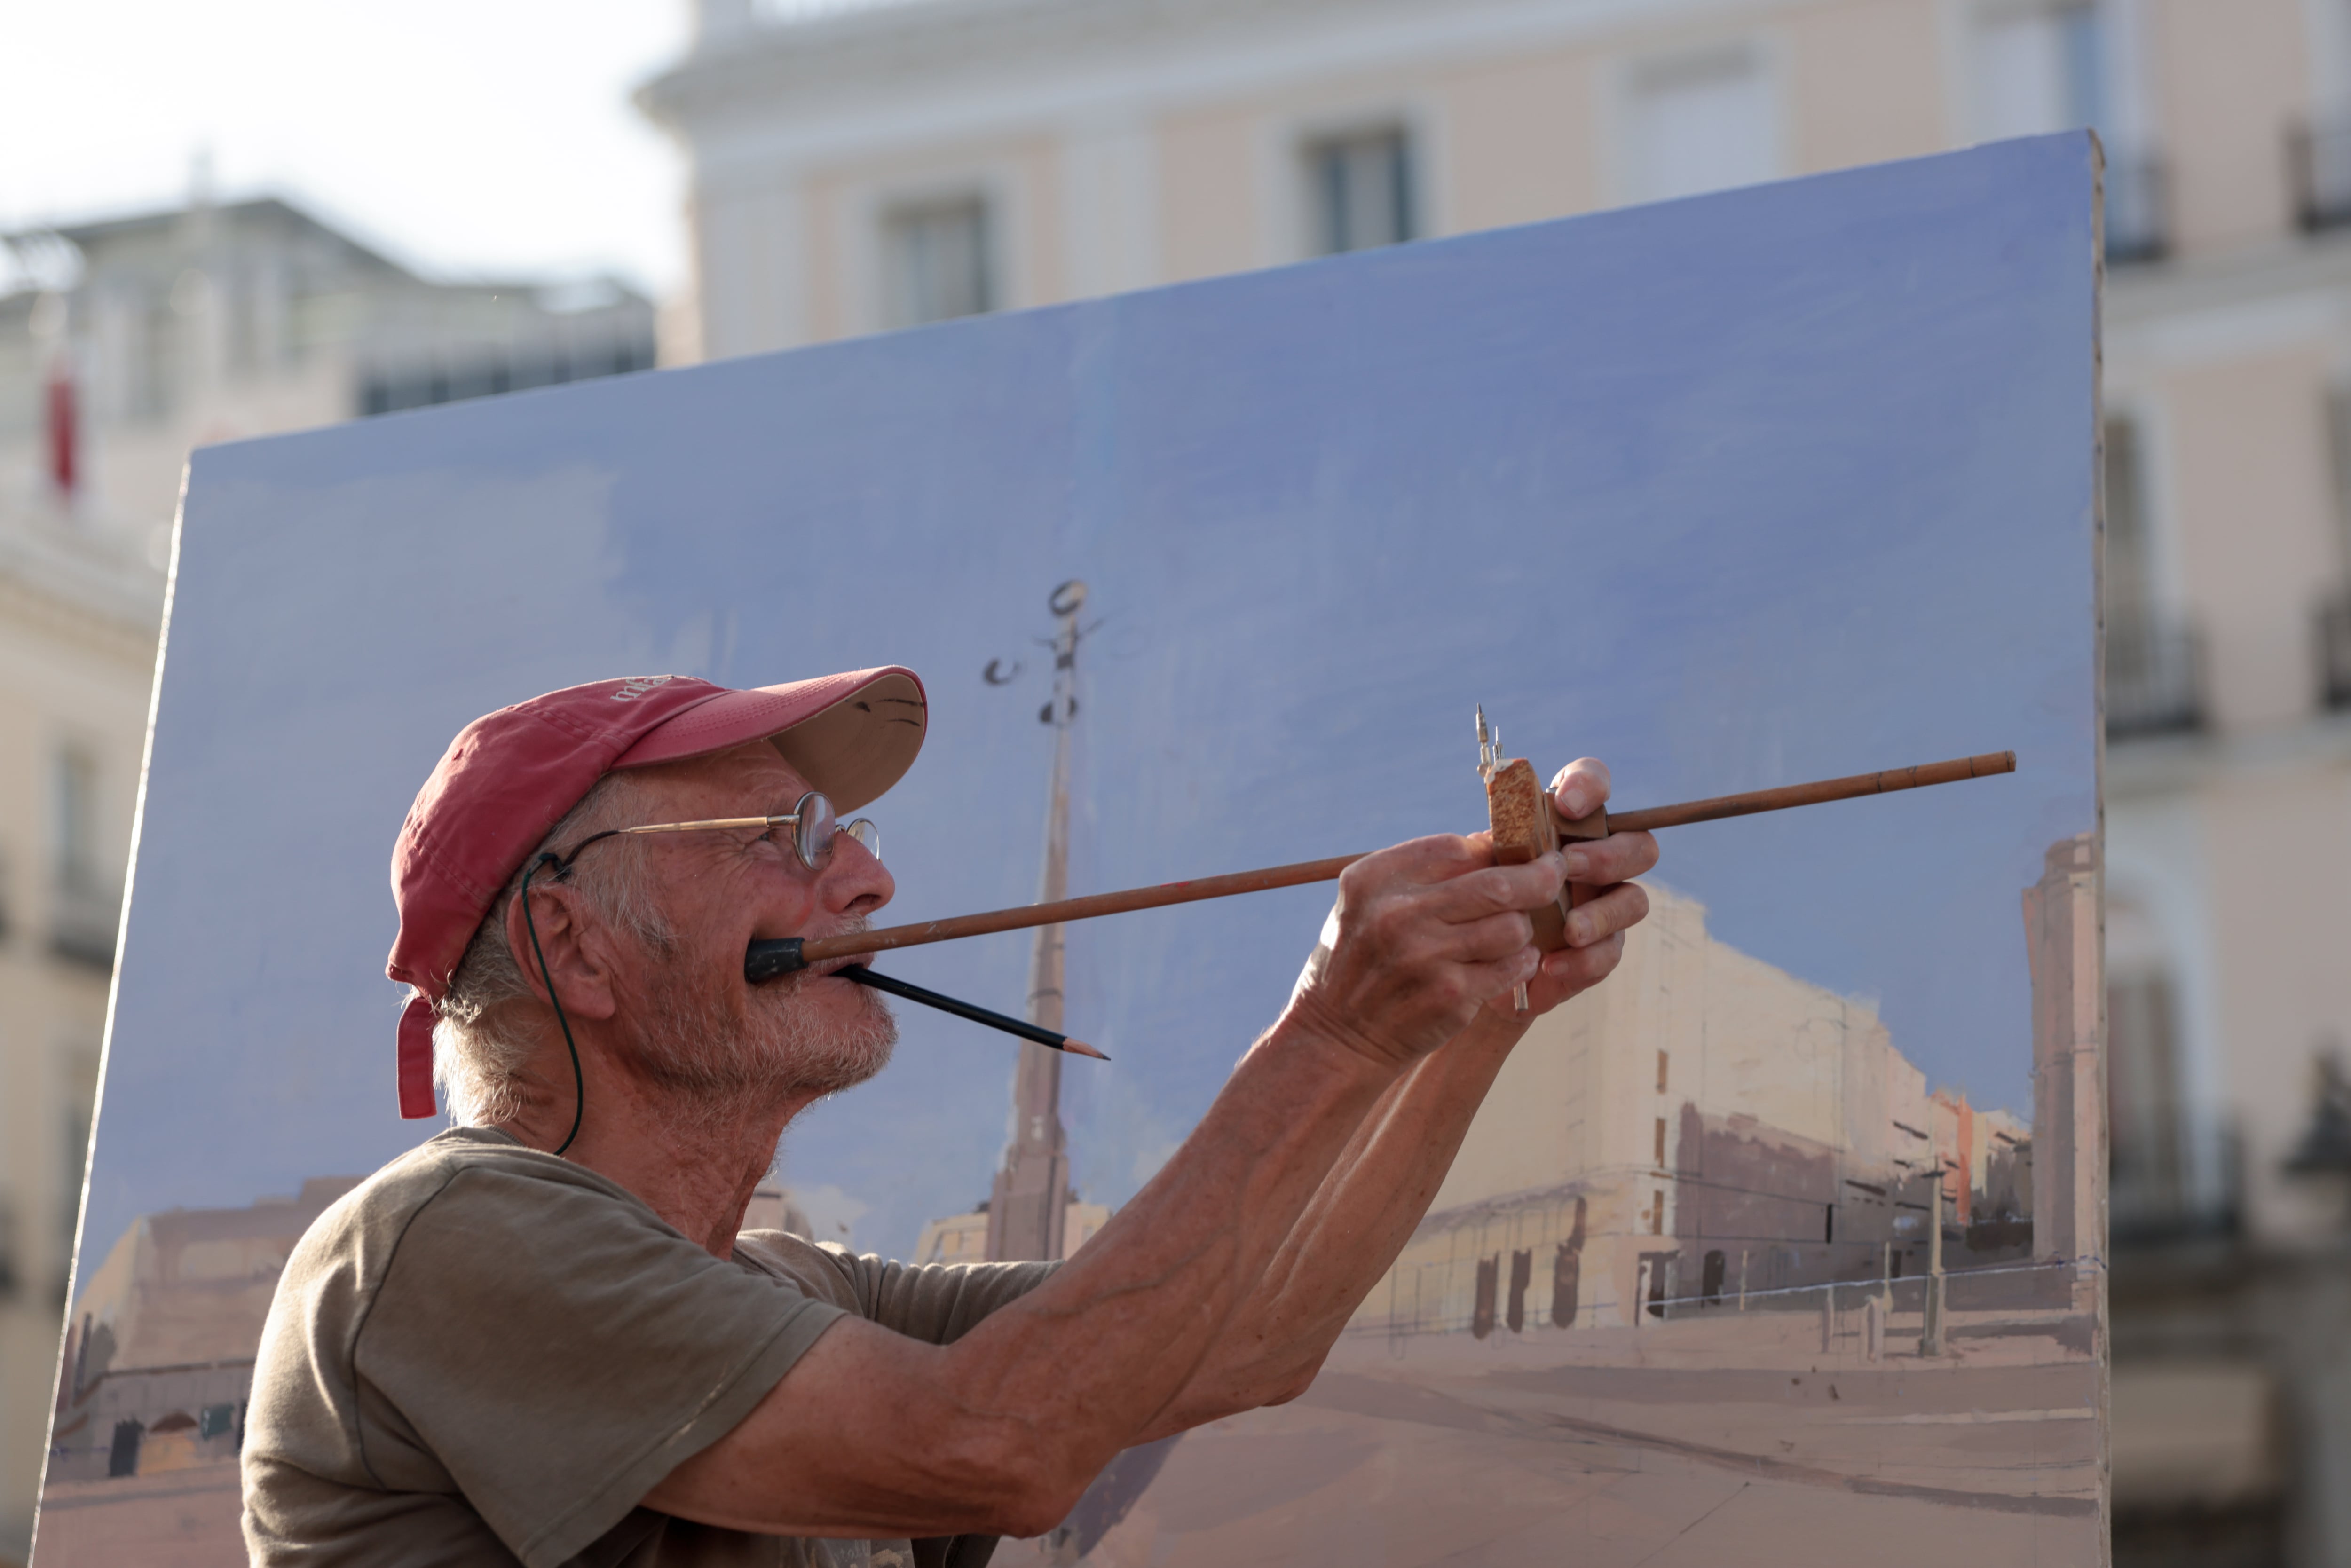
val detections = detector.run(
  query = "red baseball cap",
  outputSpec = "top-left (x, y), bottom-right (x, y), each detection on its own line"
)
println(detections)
top-left (387, 667), bottom-right (927, 1118)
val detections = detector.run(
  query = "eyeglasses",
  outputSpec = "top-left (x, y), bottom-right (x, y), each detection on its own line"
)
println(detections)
top-left (617, 790), bottom-right (880, 872)
top-left (559, 790), bottom-right (880, 875)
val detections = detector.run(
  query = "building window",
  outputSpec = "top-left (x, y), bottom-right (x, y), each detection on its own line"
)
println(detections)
top-left (52, 749), bottom-right (121, 969)
top-left (2296, 0), bottom-right (2351, 233)
top-left (357, 337), bottom-right (655, 418)
top-left (2106, 416), bottom-right (2153, 628)
top-left (1972, 1), bottom-right (2106, 140)
top-left (882, 196), bottom-right (994, 329)
top-left (2105, 415), bottom-right (2202, 736)
top-left (2108, 965), bottom-right (2182, 1207)
top-left (2322, 388), bottom-right (2351, 707)
top-left (1506, 1248), bottom-right (1532, 1334)
top-left (108, 1419), bottom-right (142, 1478)
top-left (1620, 45), bottom-right (1780, 205)
top-left (2107, 894), bottom-right (2201, 1237)
top-left (1653, 1117), bottom-right (1668, 1167)
top-left (1656, 1049), bottom-right (1669, 1093)
top-left (1306, 127), bottom-right (1415, 256)
top-left (54, 747), bottom-right (99, 893)
top-left (1973, 2), bottom-right (2168, 260)
top-left (133, 286), bottom-right (181, 422)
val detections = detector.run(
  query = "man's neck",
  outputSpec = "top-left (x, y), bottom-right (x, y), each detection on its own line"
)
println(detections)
top-left (503, 1073), bottom-right (821, 1257)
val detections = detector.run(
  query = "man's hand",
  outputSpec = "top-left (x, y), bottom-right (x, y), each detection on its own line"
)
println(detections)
top-left (1131, 757), bottom-right (1657, 1436)
top-left (1286, 757), bottom-right (1657, 1068)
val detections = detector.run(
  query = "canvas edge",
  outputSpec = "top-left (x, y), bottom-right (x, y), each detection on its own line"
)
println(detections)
top-left (2088, 125), bottom-right (2115, 1568)
top-left (27, 458), bottom-right (196, 1566)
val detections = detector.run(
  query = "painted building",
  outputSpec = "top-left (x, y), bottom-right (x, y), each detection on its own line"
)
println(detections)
top-left (1353, 879), bottom-right (2042, 1337)
top-left (43, 1179), bottom-right (359, 1485)
top-left (2026, 831), bottom-right (2102, 1269)
top-left (24, 1180), bottom-right (355, 1568)
top-left (741, 1180), bottom-right (817, 1238)
top-left (916, 1200), bottom-right (1111, 1266)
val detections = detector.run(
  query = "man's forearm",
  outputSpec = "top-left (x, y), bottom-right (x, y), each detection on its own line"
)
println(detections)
top-left (925, 1015), bottom-right (1400, 1498)
top-left (1139, 1006), bottom-right (1526, 1433)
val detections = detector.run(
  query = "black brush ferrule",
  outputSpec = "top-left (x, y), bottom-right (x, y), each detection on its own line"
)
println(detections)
top-left (743, 938), bottom-right (807, 984)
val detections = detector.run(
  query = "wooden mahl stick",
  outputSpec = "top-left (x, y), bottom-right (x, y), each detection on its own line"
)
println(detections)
top-left (1604, 752), bottom-right (2015, 834)
top-left (746, 749), bottom-right (2015, 979)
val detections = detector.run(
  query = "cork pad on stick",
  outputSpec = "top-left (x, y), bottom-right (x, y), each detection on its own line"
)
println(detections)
top-left (1484, 758), bottom-right (1609, 951)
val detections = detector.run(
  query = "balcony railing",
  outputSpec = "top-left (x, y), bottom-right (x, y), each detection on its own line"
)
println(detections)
top-left (2105, 152), bottom-right (2170, 266)
top-left (2319, 595), bottom-right (2351, 709)
top-left (50, 876), bottom-right (122, 971)
top-left (2108, 613), bottom-right (2204, 738)
top-left (2112, 1124), bottom-right (2241, 1250)
top-left (2290, 115), bottom-right (2351, 233)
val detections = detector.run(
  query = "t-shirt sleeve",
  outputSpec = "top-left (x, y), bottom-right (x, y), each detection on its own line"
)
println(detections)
top-left (354, 1165), bottom-right (842, 1568)
top-left (825, 1249), bottom-right (1058, 1344)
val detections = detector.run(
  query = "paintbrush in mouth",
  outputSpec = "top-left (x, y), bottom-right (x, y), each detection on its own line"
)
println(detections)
top-left (836, 964), bottom-right (1108, 1060)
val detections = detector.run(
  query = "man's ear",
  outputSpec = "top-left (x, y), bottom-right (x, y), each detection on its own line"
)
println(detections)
top-left (504, 871), bottom-right (622, 1023)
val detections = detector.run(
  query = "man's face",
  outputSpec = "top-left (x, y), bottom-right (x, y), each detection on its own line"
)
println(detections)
top-left (598, 741), bottom-right (899, 1105)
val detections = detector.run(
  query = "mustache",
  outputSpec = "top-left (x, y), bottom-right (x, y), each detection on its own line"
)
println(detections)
top-left (775, 915), bottom-right (878, 991)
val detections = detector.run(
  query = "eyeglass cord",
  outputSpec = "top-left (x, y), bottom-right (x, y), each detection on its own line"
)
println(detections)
top-left (520, 851), bottom-right (588, 1158)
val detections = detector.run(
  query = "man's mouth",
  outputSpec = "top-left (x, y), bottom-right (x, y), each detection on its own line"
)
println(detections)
top-left (742, 929), bottom-right (876, 986)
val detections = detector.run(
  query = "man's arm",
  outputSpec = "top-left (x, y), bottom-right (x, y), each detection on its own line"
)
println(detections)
top-left (1136, 768), bottom-right (1658, 1432)
top-left (646, 833), bottom-right (1575, 1540)
top-left (1137, 866), bottom-right (1652, 1433)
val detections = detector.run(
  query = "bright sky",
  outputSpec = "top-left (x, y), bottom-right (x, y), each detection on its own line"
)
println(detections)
top-left (3, 1), bottom-right (707, 297)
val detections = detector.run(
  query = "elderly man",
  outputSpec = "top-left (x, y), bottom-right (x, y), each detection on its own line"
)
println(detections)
top-left (242, 667), bottom-right (1657, 1567)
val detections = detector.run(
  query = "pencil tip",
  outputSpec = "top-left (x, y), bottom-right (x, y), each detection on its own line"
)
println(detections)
top-left (1064, 1039), bottom-right (1110, 1060)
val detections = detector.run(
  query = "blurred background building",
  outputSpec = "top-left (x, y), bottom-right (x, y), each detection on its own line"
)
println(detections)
top-left (5, 0), bottom-right (2349, 1561)
top-left (0, 188), bottom-right (654, 1562)
top-left (0, 439), bottom-right (156, 1568)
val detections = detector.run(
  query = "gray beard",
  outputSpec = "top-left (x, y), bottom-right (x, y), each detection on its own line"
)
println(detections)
top-left (633, 925), bottom-right (897, 1111)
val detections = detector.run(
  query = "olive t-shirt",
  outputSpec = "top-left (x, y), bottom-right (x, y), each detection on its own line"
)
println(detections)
top-left (242, 1127), bottom-right (1052, 1568)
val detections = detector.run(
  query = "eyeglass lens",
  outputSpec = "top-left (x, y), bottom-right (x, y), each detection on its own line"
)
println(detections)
top-left (782, 793), bottom-right (883, 871)
top-left (791, 791), bottom-right (838, 869)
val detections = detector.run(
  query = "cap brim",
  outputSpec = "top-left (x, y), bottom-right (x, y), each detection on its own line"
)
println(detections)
top-left (609, 667), bottom-right (927, 812)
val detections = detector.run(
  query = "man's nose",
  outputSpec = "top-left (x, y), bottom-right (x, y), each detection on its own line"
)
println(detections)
top-left (821, 833), bottom-right (894, 916)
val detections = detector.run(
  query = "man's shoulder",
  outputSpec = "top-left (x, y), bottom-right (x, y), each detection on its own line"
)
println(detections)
top-left (288, 1127), bottom-right (638, 1281)
top-left (256, 1127), bottom-right (694, 1411)
top-left (731, 1229), bottom-right (862, 1310)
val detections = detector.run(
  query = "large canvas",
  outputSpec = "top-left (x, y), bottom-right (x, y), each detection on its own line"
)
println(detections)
top-left (37, 134), bottom-right (2104, 1564)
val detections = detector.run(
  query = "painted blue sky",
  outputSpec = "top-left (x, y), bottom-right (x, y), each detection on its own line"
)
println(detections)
top-left (78, 134), bottom-right (2096, 1275)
